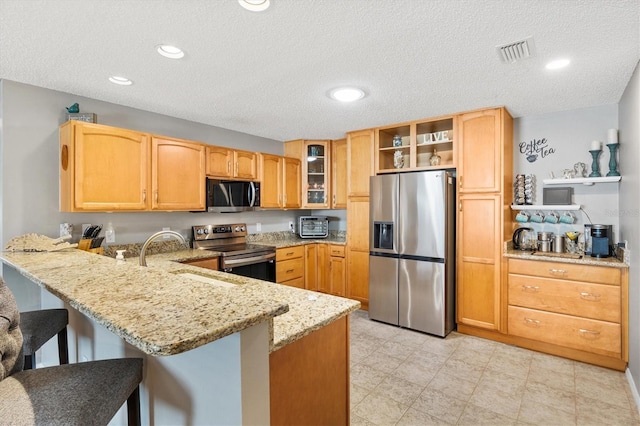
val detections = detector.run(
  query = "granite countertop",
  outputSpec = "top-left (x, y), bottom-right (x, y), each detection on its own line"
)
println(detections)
top-left (0, 247), bottom-right (360, 356)
top-left (246, 231), bottom-right (346, 248)
top-left (503, 242), bottom-right (628, 268)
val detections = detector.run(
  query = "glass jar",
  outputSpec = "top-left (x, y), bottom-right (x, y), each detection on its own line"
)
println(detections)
top-left (393, 135), bottom-right (403, 147)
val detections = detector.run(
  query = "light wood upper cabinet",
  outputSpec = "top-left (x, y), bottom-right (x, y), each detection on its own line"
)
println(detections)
top-left (283, 157), bottom-right (302, 209)
top-left (259, 154), bottom-right (283, 208)
top-left (347, 130), bottom-right (374, 197)
top-left (151, 137), bottom-right (206, 211)
top-left (458, 108), bottom-right (511, 193)
top-left (284, 139), bottom-right (332, 208)
top-left (60, 121), bottom-right (150, 211)
top-left (331, 138), bottom-right (347, 208)
top-left (259, 154), bottom-right (301, 209)
top-left (206, 146), bottom-right (258, 180)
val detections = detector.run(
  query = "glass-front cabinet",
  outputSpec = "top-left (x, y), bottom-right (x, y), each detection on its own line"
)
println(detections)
top-left (303, 140), bottom-right (331, 208)
top-left (375, 116), bottom-right (455, 173)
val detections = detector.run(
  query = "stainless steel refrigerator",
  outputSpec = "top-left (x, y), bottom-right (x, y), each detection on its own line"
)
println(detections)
top-left (369, 170), bottom-right (455, 337)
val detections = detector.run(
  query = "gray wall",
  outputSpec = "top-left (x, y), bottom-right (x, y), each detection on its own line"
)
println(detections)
top-left (0, 79), bottom-right (312, 246)
top-left (513, 104), bottom-right (620, 240)
top-left (619, 60), bottom-right (640, 397)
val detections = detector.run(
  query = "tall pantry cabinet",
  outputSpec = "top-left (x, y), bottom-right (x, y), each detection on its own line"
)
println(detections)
top-left (346, 129), bottom-right (375, 310)
top-left (456, 107), bottom-right (513, 332)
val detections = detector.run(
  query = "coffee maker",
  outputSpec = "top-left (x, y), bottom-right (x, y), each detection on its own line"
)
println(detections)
top-left (584, 224), bottom-right (612, 258)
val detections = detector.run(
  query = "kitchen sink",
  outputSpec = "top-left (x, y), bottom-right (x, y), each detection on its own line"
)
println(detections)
top-left (171, 270), bottom-right (236, 288)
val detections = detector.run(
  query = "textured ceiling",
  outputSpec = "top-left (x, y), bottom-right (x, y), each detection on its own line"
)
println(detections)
top-left (1, 0), bottom-right (638, 141)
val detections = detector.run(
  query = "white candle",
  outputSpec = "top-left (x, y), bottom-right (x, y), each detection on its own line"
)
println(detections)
top-left (607, 128), bottom-right (618, 144)
top-left (591, 140), bottom-right (602, 151)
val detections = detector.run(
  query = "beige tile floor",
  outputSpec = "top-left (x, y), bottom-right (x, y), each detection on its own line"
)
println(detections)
top-left (349, 310), bottom-right (640, 425)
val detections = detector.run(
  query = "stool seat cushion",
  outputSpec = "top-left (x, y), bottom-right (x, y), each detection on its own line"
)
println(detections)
top-left (19, 309), bottom-right (68, 356)
top-left (0, 283), bottom-right (23, 379)
top-left (0, 358), bottom-right (143, 425)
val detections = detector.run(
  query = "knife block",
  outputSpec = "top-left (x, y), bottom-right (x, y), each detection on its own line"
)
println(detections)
top-left (78, 239), bottom-right (104, 255)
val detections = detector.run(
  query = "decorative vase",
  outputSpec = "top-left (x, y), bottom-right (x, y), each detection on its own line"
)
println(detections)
top-left (392, 135), bottom-right (403, 147)
top-left (588, 150), bottom-right (601, 177)
top-left (606, 143), bottom-right (620, 177)
top-left (429, 148), bottom-right (441, 166)
top-left (393, 150), bottom-right (404, 168)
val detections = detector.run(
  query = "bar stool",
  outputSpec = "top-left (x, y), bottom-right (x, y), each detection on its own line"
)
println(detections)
top-left (19, 308), bottom-right (69, 369)
top-left (0, 280), bottom-right (143, 425)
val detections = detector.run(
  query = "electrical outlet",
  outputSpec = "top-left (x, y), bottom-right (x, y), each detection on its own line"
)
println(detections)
top-left (289, 221), bottom-right (295, 233)
top-left (256, 222), bottom-right (262, 232)
top-left (163, 227), bottom-right (171, 239)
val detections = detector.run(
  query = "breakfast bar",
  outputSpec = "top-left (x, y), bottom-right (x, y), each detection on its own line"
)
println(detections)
top-left (1, 248), bottom-right (360, 425)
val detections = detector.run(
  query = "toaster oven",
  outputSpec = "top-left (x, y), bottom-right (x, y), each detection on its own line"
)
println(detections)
top-left (298, 216), bottom-right (329, 239)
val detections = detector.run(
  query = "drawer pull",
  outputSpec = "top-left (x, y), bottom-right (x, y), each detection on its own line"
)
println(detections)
top-left (549, 268), bottom-right (567, 275)
top-left (286, 252), bottom-right (294, 256)
top-left (522, 285), bottom-right (540, 292)
top-left (579, 292), bottom-right (601, 300)
top-left (286, 269), bottom-right (294, 273)
top-left (579, 328), bottom-right (601, 336)
top-left (524, 317), bottom-right (541, 327)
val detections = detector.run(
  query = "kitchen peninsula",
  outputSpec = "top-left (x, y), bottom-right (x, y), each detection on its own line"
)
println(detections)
top-left (1, 246), bottom-right (359, 425)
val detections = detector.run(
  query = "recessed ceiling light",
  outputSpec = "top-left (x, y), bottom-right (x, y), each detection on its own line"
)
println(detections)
top-left (329, 87), bottom-right (366, 102)
top-left (108, 76), bottom-right (133, 86)
top-left (238, 0), bottom-right (270, 12)
top-left (546, 58), bottom-right (570, 70)
top-left (156, 44), bottom-right (184, 59)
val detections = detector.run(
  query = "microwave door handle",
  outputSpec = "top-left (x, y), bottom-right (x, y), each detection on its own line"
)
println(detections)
top-left (249, 182), bottom-right (256, 207)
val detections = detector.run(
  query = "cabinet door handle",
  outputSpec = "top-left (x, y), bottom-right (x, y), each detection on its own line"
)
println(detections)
top-left (333, 194), bottom-right (336, 205)
top-left (142, 190), bottom-right (146, 202)
top-left (579, 328), bottom-right (600, 336)
top-left (524, 317), bottom-right (541, 326)
top-left (154, 191), bottom-right (158, 202)
top-left (522, 285), bottom-right (539, 292)
top-left (459, 202), bottom-right (462, 212)
top-left (227, 161), bottom-right (231, 173)
top-left (549, 268), bottom-right (567, 275)
top-left (236, 162), bottom-right (239, 175)
top-left (580, 292), bottom-right (601, 300)
top-left (459, 177), bottom-right (463, 188)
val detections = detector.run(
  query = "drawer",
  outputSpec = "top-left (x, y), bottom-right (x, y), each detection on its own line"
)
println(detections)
top-left (508, 258), bottom-right (621, 286)
top-left (280, 277), bottom-right (304, 289)
top-left (276, 246), bottom-right (304, 261)
top-left (329, 245), bottom-right (345, 257)
top-left (276, 257), bottom-right (304, 282)
top-left (508, 306), bottom-right (621, 358)
top-left (508, 274), bottom-right (620, 322)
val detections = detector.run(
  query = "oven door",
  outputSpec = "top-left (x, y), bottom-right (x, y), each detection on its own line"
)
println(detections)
top-left (221, 252), bottom-right (276, 282)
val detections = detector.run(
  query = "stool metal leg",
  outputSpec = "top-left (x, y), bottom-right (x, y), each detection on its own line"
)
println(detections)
top-left (127, 386), bottom-right (141, 426)
top-left (57, 326), bottom-right (69, 364)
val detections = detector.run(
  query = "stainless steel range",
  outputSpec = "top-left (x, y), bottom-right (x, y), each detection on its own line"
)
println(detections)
top-left (192, 223), bottom-right (276, 282)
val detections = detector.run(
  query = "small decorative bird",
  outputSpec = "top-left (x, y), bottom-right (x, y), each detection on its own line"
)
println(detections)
top-left (66, 103), bottom-right (79, 113)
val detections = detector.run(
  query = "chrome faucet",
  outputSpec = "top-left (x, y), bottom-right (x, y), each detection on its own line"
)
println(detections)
top-left (139, 230), bottom-right (186, 266)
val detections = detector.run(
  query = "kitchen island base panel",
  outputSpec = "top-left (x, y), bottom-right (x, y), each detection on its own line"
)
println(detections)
top-left (269, 315), bottom-right (349, 425)
top-left (457, 324), bottom-right (627, 371)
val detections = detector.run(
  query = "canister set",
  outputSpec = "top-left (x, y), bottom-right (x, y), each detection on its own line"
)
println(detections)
top-left (512, 228), bottom-right (582, 254)
top-left (513, 174), bottom-right (534, 205)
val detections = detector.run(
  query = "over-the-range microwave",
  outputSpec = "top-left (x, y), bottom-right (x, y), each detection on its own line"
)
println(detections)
top-left (205, 178), bottom-right (260, 213)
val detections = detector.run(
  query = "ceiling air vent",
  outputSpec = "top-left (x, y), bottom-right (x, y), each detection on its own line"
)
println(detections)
top-left (496, 36), bottom-right (535, 63)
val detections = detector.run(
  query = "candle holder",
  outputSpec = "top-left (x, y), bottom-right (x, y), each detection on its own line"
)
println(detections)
top-left (606, 143), bottom-right (620, 177)
top-left (588, 150), bottom-right (601, 177)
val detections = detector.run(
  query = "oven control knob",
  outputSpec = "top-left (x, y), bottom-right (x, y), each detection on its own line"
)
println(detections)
top-left (234, 226), bottom-right (240, 232)
top-left (196, 229), bottom-right (204, 235)
top-left (203, 229), bottom-right (209, 234)
top-left (240, 226), bottom-right (245, 232)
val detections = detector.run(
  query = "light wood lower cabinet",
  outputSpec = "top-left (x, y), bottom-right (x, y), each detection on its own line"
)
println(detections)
top-left (270, 316), bottom-right (349, 425)
top-left (328, 245), bottom-right (346, 297)
top-left (305, 244), bottom-right (318, 291)
top-left (506, 257), bottom-right (628, 368)
top-left (276, 246), bottom-right (304, 288)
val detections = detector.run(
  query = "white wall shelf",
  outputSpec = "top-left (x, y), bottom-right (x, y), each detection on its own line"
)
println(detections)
top-left (511, 204), bottom-right (581, 211)
top-left (542, 176), bottom-right (621, 186)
